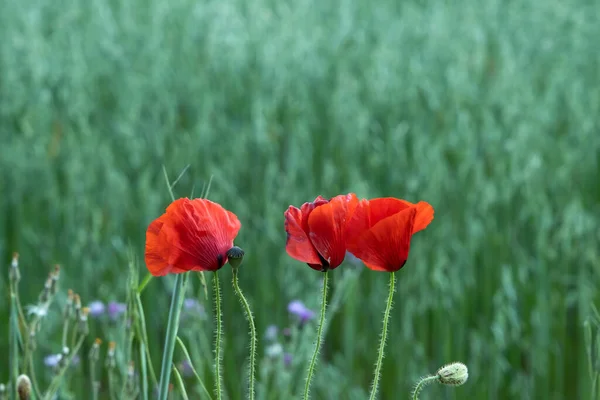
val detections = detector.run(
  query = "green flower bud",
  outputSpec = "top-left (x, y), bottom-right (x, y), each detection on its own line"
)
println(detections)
top-left (436, 362), bottom-right (468, 386)
top-left (227, 246), bottom-right (245, 269)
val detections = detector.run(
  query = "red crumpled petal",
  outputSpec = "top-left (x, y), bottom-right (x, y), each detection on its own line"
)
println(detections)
top-left (284, 205), bottom-right (322, 265)
top-left (284, 194), bottom-right (358, 270)
top-left (347, 207), bottom-right (417, 272)
top-left (397, 200), bottom-right (434, 233)
top-left (144, 198), bottom-right (241, 276)
top-left (306, 193), bottom-right (358, 269)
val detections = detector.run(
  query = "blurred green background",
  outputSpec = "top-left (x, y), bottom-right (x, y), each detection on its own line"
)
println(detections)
top-left (1, 0), bottom-right (599, 398)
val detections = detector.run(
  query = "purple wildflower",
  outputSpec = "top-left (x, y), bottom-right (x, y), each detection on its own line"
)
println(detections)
top-left (179, 360), bottom-right (194, 377)
top-left (287, 300), bottom-right (315, 323)
top-left (283, 353), bottom-right (292, 367)
top-left (44, 354), bottom-right (62, 368)
top-left (265, 325), bottom-right (278, 341)
top-left (183, 299), bottom-right (205, 316)
top-left (265, 343), bottom-right (283, 358)
top-left (88, 301), bottom-right (106, 317)
top-left (44, 354), bottom-right (80, 368)
top-left (107, 301), bottom-right (127, 320)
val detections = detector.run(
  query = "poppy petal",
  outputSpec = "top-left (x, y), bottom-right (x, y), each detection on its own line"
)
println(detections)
top-left (347, 207), bottom-right (417, 272)
top-left (346, 197), bottom-right (411, 244)
top-left (145, 198), bottom-right (241, 273)
top-left (299, 196), bottom-right (329, 232)
top-left (345, 199), bottom-right (371, 246)
top-left (145, 216), bottom-right (173, 276)
top-left (307, 193), bottom-right (358, 269)
top-left (284, 206), bottom-right (322, 265)
top-left (412, 201), bottom-right (434, 233)
top-left (366, 198), bottom-right (412, 226)
top-left (168, 199), bottom-right (240, 271)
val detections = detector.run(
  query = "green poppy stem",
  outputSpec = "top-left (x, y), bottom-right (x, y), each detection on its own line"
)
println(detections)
top-left (411, 375), bottom-right (439, 400)
top-left (368, 271), bottom-right (396, 400)
top-left (157, 272), bottom-right (189, 400)
top-left (231, 267), bottom-right (256, 400)
top-left (303, 270), bottom-right (329, 400)
top-left (213, 271), bottom-right (223, 400)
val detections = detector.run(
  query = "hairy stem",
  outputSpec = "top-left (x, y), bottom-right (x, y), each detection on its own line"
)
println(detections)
top-left (412, 375), bottom-right (439, 400)
top-left (303, 271), bottom-right (329, 400)
top-left (232, 267), bottom-right (257, 400)
top-left (368, 272), bottom-right (396, 400)
top-left (213, 272), bottom-right (223, 400)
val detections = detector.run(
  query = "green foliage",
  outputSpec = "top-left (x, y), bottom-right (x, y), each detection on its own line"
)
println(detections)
top-left (1, 0), bottom-right (600, 398)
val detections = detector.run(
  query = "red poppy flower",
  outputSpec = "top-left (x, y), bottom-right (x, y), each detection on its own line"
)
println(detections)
top-left (284, 193), bottom-right (359, 271)
top-left (346, 198), bottom-right (434, 272)
top-left (145, 198), bottom-right (241, 276)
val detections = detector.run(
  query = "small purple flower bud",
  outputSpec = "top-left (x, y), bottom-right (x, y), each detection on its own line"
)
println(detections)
top-left (44, 354), bottom-right (62, 368)
top-left (265, 343), bottom-right (283, 358)
top-left (88, 301), bottom-right (106, 317)
top-left (283, 353), bottom-right (292, 367)
top-left (287, 300), bottom-right (315, 323)
top-left (183, 299), bottom-right (205, 315)
top-left (179, 360), bottom-right (194, 377)
top-left (107, 302), bottom-right (127, 320)
top-left (265, 325), bottom-right (278, 341)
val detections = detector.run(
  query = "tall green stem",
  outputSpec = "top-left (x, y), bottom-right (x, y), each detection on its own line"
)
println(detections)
top-left (9, 284), bottom-right (19, 400)
top-left (303, 270), bottom-right (329, 400)
top-left (368, 272), bottom-right (396, 400)
top-left (213, 272), bottom-right (223, 400)
top-left (157, 273), bottom-right (189, 400)
top-left (232, 267), bottom-right (256, 400)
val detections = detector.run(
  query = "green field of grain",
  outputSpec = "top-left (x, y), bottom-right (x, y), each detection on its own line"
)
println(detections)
top-left (1, 0), bottom-right (599, 398)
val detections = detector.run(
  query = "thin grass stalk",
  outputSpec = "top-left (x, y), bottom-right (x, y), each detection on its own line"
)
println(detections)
top-left (157, 272), bottom-right (189, 400)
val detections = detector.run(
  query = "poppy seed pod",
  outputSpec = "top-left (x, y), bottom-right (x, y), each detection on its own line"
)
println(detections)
top-left (436, 362), bottom-right (468, 386)
top-left (227, 246), bottom-right (245, 269)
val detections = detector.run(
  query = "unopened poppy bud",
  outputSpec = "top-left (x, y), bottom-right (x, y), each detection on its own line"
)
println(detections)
top-left (17, 374), bottom-right (31, 400)
top-left (436, 362), bottom-right (468, 386)
top-left (227, 246), bottom-right (245, 269)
